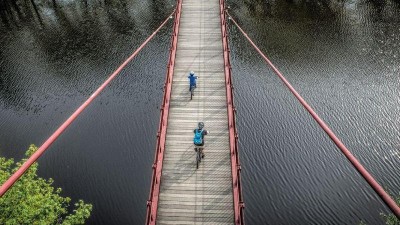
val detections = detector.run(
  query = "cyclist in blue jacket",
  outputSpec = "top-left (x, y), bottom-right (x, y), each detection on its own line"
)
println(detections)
top-left (193, 122), bottom-right (208, 158)
top-left (188, 71), bottom-right (197, 92)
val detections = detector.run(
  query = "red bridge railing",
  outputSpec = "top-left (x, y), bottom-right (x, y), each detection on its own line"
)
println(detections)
top-left (145, 0), bottom-right (182, 224)
top-left (220, 1), bottom-right (245, 224)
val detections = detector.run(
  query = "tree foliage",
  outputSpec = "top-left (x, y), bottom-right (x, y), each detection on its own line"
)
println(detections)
top-left (359, 193), bottom-right (399, 225)
top-left (380, 193), bottom-right (400, 225)
top-left (0, 145), bottom-right (92, 225)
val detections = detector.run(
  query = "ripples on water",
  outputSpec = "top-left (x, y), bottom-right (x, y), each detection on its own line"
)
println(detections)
top-left (1, 0), bottom-right (399, 224)
top-left (228, 0), bottom-right (399, 224)
top-left (1, 0), bottom-right (174, 224)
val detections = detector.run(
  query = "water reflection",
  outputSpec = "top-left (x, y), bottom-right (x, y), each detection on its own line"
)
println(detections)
top-left (228, 0), bottom-right (400, 224)
top-left (236, 0), bottom-right (400, 23)
top-left (1, 0), bottom-right (174, 224)
top-left (0, 0), bottom-right (174, 110)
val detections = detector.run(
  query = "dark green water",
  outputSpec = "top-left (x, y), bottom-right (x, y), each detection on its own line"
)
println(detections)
top-left (1, 0), bottom-right (175, 224)
top-left (228, 0), bottom-right (400, 224)
top-left (1, 0), bottom-right (399, 224)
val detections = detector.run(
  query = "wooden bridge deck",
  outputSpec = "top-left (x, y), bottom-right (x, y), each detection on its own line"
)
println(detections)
top-left (156, 0), bottom-right (234, 224)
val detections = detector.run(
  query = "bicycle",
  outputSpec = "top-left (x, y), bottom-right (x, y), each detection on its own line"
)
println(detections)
top-left (190, 85), bottom-right (196, 100)
top-left (195, 146), bottom-right (203, 169)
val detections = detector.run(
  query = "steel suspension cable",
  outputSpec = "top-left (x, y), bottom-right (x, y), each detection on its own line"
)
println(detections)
top-left (0, 11), bottom-right (175, 197)
top-left (227, 11), bottom-right (400, 219)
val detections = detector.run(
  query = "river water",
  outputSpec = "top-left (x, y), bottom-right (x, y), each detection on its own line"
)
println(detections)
top-left (0, 0), bottom-right (399, 224)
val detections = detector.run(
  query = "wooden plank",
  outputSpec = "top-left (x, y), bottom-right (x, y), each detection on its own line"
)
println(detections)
top-left (156, 214), bottom-right (233, 222)
top-left (157, 221), bottom-right (232, 225)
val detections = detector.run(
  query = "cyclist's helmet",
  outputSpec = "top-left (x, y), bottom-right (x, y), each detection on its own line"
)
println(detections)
top-left (198, 122), bottom-right (204, 130)
top-left (190, 71), bottom-right (195, 76)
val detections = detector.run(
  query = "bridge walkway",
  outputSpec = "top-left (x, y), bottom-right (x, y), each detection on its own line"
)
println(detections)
top-left (156, 0), bottom-right (234, 224)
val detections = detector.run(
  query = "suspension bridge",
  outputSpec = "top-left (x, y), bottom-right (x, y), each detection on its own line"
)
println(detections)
top-left (0, 0), bottom-right (399, 224)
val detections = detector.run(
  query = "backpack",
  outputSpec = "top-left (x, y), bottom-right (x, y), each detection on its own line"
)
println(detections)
top-left (193, 129), bottom-right (203, 145)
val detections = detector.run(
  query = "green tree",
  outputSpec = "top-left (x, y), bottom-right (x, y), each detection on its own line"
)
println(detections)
top-left (380, 194), bottom-right (400, 225)
top-left (0, 144), bottom-right (92, 225)
top-left (361, 193), bottom-right (400, 225)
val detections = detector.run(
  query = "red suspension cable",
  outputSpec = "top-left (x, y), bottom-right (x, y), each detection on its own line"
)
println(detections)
top-left (0, 11), bottom-right (175, 197)
top-left (227, 11), bottom-right (400, 219)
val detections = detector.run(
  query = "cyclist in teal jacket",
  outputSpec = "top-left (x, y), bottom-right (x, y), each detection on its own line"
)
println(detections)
top-left (193, 122), bottom-right (208, 158)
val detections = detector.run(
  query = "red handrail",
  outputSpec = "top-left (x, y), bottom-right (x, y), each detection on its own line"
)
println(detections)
top-left (227, 11), bottom-right (400, 219)
top-left (0, 12), bottom-right (174, 197)
top-left (145, 1), bottom-right (182, 224)
top-left (219, 2), bottom-right (245, 224)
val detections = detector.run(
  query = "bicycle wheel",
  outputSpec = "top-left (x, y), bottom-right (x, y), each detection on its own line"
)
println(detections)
top-left (196, 149), bottom-right (200, 169)
top-left (190, 88), bottom-right (194, 100)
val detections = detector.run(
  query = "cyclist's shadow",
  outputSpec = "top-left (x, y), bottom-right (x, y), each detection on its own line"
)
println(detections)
top-left (161, 145), bottom-right (198, 188)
